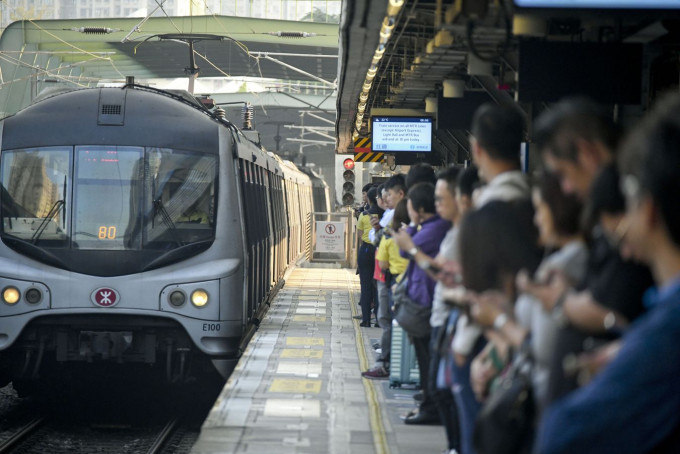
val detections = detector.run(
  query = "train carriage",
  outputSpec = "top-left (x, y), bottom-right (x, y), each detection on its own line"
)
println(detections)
top-left (0, 85), bottom-right (321, 392)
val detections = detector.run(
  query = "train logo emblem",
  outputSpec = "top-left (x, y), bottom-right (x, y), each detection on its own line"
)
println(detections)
top-left (91, 287), bottom-right (120, 307)
top-left (325, 224), bottom-right (336, 235)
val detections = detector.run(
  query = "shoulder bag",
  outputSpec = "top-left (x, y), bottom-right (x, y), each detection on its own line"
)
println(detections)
top-left (392, 277), bottom-right (432, 338)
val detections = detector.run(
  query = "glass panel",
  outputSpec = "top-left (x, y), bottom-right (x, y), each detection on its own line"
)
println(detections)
top-left (144, 148), bottom-right (217, 248)
top-left (1, 147), bottom-right (70, 244)
top-left (73, 146), bottom-right (143, 250)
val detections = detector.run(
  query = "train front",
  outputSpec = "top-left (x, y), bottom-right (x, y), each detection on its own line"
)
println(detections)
top-left (0, 87), bottom-right (245, 392)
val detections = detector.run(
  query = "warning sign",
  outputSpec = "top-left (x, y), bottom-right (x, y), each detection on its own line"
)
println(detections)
top-left (315, 221), bottom-right (345, 253)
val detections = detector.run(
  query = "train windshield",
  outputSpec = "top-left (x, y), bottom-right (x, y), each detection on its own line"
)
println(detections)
top-left (1, 146), bottom-right (217, 251)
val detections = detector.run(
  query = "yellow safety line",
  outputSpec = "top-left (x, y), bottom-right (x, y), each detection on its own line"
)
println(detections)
top-left (347, 271), bottom-right (390, 454)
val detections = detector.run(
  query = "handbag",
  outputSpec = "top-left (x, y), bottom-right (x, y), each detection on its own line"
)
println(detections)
top-left (473, 344), bottom-right (535, 454)
top-left (392, 277), bottom-right (431, 338)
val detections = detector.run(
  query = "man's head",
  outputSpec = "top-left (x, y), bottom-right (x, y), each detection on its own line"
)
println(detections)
top-left (435, 166), bottom-right (460, 222)
top-left (406, 163), bottom-right (436, 188)
top-left (534, 97), bottom-right (620, 200)
top-left (470, 103), bottom-right (524, 182)
top-left (362, 183), bottom-right (373, 204)
top-left (619, 93), bottom-right (680, 266)
top-left (456, 166), bottom-right (480, 216)
top-left (383, 173), bottom-right (407, 209)
top-left (407, 182), bottom-right (436, 224)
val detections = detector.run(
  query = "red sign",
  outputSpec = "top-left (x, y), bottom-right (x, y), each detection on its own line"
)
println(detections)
top-left (91, 287), bottom-right (120, 307)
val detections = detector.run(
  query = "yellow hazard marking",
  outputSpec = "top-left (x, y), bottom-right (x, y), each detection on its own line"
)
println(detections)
top-left (354, 137), bottom-right (371, 149)
top-left (280, 349), bottom-right (324, 359)
top-left (269, 378), bottom-right (322, 394)
top-left (286, 337), bottom-right (325, 346)
top-left (293, 315), bottom-right (327, 322)
top-left (354, 152), bottom-right (384, 162)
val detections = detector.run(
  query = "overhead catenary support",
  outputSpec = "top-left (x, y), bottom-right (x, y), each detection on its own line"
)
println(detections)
top-left (253, 52), bottom-right (337, 88)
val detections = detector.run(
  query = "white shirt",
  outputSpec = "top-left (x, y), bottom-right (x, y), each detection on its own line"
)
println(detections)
top-left (475, 170), bottom-right (530, 207)
top-left (369, 208), bottom-right (394, 243)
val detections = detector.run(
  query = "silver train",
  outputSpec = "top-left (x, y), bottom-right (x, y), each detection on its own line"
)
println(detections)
top-left (0, 85), bottom-right (329, 392)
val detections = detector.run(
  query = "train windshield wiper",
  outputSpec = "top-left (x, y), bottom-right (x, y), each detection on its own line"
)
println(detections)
top-left (31, 200), bottom-right (65, 244)
top-left (153, 198), bottom-right (183, 247)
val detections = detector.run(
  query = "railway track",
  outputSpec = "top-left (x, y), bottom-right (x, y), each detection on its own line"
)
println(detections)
top-left (0, 417), bottom-right (47, 454)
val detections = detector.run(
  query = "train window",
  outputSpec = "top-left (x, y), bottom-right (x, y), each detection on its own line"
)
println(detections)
top-left (0, 147), bottom-right (71, 245)
top-left (143, 148), bottom-right (217, 249)
top-left (69, 146), bottom-right (216, 250)
top-left (73, 146), bottom-right (143, 249)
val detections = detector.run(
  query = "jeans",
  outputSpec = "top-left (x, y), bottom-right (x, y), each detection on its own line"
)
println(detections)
top-left (430, 325), bottom-right (461, 451)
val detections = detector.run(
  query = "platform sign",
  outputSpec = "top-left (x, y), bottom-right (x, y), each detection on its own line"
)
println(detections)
top-left (315, 221), bottom-right (345, 253)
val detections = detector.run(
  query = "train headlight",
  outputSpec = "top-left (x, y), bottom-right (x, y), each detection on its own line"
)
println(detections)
top-left (191, 289), bottom-right (209, 307)
top-left (2, 286), bottom-right (20, 305)
top-left (25, 288), bottom-right (42, 304)
top-left (169, 290), bottom-right (186, 307)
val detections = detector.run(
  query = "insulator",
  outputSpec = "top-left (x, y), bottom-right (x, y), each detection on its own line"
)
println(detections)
top-left (242, 103), bottom-right (254, 130)
top-left (267, 31), bottom-right (317, 38)
top-left (214, 107), bottom-right (226, 120)
top-left (72, 27), bottom-right (118, 34)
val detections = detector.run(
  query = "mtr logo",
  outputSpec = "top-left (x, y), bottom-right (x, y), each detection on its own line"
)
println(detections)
top-left (91, 287), bottom-right (121, 307)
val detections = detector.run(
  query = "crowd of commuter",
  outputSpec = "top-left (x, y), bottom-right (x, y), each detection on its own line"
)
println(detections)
top-left (354, 92), bottom-right (680, 454)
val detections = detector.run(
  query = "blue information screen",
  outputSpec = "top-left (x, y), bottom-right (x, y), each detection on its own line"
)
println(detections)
top-left (371, 117), bottom-right (432, 153)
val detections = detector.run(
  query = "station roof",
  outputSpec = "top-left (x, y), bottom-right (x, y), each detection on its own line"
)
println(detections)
top-left (0, 15), bottom-right (340, 162)
top-left (0, 15), bottom-right (338, 83)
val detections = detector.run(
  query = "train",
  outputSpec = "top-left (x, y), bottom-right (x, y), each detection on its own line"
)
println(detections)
top-left (0, 84), bottom-right (329, 393)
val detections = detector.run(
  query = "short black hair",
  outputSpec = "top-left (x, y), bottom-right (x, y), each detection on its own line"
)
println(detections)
top-left (535, 170), bottom-right (583, 236)
top-left (362, 183), bottom-right (373, 193)
top-left (471, 103), bottom-right (525, 164)
top-left (584, 164), bottom-right (625, 228)
top-left (459, 201), bottom-right (540, 293)
top-left (376, 184), bottom-right (385, 199)
top-left (534, 97), bottom-right (620, 162)
top-left (619, 93), bottom-right (680, 247)
top-left (436, 166), bottom-right (460, 197)
top-left (384, 173), bottom-right (407, 194)
top-left (367, 187), bottom-right (378, 206)
top-left (457, 166), bottom-right (481, 198)
top-left (406, 163), bottom-right (436, 188)
top-left (407, 182), bottom-right (436, 214)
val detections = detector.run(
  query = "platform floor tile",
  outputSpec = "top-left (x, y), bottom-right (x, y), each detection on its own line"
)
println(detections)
top-left (192, 267), bottom-right (447, 454)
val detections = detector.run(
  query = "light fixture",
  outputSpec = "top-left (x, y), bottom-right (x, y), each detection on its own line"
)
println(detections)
top-left (191, 289), bottom-right (209, 307)
top-left (443, 79), bottom-right (465, 98)
top-left (2, 286), bottom-right (20, 305)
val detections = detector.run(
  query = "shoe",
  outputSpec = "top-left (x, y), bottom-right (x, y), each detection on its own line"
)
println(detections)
top-left (413, 391), bottom-right (424, 403)
top-left (352, 315), bottom-right (362, 319)
top-left (441, 450), bottom-right (459, 454)
top-left (372, 342), bottom-right (381, 350)
top-left (374, 323), bottom-right (380, 328)
top-left (374, 348), bottom-right (382, 355)
top-left (359, 322), bottom-right (371, 327)
top-left (361, 366), bottom-right (389, 380)
top-left (403, 410), bottom-right (440, 425)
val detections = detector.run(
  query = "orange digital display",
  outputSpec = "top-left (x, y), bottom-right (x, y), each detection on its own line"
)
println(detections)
top-left (98, 226), bottom-right (117, 240)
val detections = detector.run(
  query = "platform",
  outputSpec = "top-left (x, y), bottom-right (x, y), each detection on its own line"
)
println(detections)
top-left (191, 267), bottom-right (447, 454)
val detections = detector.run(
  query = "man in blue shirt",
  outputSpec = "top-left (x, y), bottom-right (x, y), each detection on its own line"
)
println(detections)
top-left (537, 93), bottom-right (680, 453)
